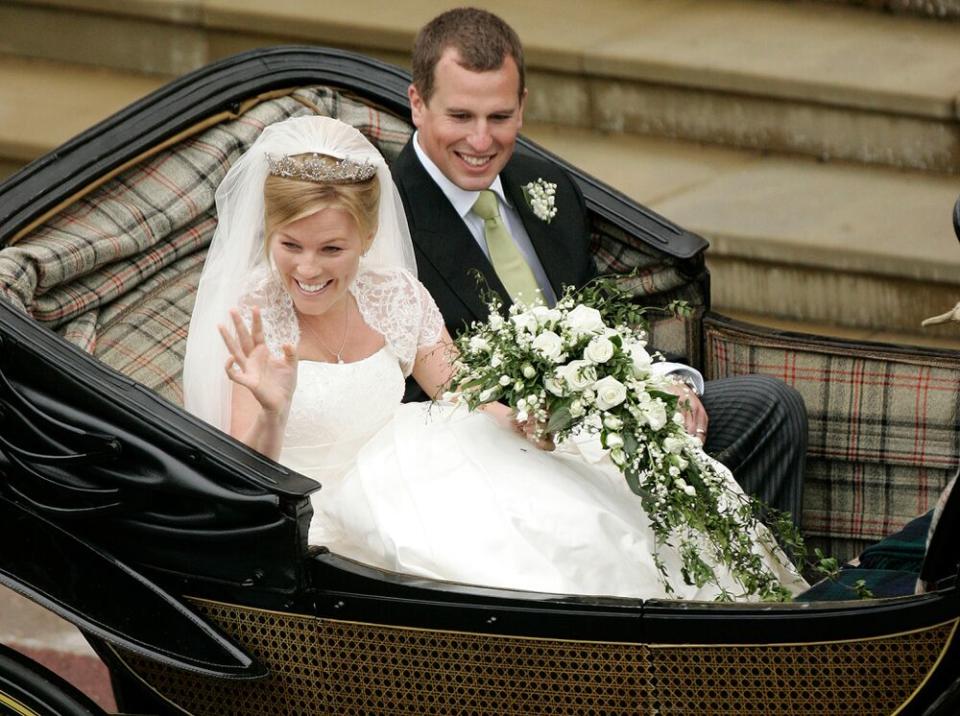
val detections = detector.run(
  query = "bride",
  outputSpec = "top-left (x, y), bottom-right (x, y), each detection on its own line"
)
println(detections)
top-left (183, 115), bottom-right (807, 601)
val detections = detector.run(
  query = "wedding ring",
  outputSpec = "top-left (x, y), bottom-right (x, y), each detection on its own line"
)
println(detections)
top-left (695, 428), bottom-right (706, 434)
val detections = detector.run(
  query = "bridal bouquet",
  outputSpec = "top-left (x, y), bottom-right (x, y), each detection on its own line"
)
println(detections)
top-left (448, 279), bottom-right (799, 601)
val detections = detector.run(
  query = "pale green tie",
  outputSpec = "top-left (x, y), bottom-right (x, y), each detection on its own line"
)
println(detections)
top-left (471, 190), bottom-right (542, 306)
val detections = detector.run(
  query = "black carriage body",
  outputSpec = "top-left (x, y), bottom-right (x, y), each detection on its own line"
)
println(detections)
top-left (0, 47), bottom-right (958, 715)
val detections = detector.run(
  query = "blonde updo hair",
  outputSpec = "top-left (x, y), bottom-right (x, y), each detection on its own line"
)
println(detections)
top-left (263, 153), bottom-right (380, 250)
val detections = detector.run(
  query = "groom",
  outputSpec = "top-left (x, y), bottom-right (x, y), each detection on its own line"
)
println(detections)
top-left (391, 7), bottom-right (807, 521)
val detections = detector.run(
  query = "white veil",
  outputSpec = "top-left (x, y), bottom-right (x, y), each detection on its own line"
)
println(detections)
top-left (183, 116), bottom-right (416, 431)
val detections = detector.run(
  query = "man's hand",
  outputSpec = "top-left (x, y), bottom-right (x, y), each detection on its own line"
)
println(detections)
top-left (664, 380), bottom-right (708, 443)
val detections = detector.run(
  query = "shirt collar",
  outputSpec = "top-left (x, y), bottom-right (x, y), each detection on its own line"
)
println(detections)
top-left (412, 131), bottom-right (510, 219)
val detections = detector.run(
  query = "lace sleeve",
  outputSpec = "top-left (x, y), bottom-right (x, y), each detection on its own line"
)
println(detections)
top-left (354, 267), bottom-right (444, 377)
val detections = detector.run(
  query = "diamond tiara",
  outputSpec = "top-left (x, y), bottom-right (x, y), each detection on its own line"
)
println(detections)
top-left (266, 153), bottom-right (377, 185)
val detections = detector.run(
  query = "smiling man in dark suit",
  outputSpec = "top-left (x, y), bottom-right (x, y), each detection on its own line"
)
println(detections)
top-left (391, 7), bottom-right (807, 521)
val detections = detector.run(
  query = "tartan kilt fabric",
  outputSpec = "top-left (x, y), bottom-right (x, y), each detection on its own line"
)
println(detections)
top-left (0, 86), bottom-right (700, 405)
top-left (704, 315), bottom-right (960, 560)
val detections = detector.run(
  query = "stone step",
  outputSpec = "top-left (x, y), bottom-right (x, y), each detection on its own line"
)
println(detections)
top-left (0, 54), bottom-right (166, 176)
top-left (2, 54), bottom-right (959, 342)
top-left (808, 0), bottom-right (960, 20)
top-left (525, 123), bottom-right (960, 339)
top-left (2, 0), bottom-right (959, 172)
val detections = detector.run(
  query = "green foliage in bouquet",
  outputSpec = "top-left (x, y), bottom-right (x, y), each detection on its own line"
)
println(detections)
top-left (449, 277), bottom-right (803, 601)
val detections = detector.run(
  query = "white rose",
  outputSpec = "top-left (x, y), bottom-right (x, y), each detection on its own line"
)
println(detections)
top-left (545, 375), bottom-right (566, 397)
top-left (610, 447), bottom-right (626, 466)
top-left (531, 331), bottom-right (564, 362)
top-left (683, 484), bottom-right (696, 497)
top-left (499, 375), bottom-right (512, 386)
top-left (522, 363), bottom-right (537, 379)
top-left (558, 360), bottom-right (597, 391)
top-left (584, 335), bottom-right (615, 364)
top-left (489, 314), bottom-right (504, 330)
top-left (478, 388), bottom-right (497, 402)
top-left (606, 432), bottom-right (624, 449)
top-left (593, 376), bottom-right (628, 410)
top-left (569, 399), bottom-right (585, 418)
top-left (628, 343), bottom-right (652, 376)
top-left (511, 311), bottom-right (539, 334)
top-left (603, 414), bottom-right (623, 430)
top-left (663, 436), bottom-right (685, 454)
top-left (514, 380), bottom-right (524, 392)
top-left (644, 399), bottom-right (668, 431)
top-left (490, 354), bottom-right (502, 368)
top-left (468, 335), bottom-right (489, 353)
top-left (531, 305), bottom-right (562, 327)
top-left (563, 304), bottom-right (605, 338)
top-left (516, 410), bottom-right (529, 423)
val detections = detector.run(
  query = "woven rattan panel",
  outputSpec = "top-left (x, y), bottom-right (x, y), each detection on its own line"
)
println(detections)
top-left (118, 600), bottom-right (955, 715)
top-left (122, 599), bottom-right (653, 714)
top-left (649, 620), bottom-right (954, 715)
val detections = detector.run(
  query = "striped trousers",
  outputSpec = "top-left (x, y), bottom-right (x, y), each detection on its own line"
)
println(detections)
top-left (700, 374), bottom-right (808, 523)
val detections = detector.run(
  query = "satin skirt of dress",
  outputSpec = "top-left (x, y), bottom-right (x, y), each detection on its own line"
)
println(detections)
top-left (308, 402), bottom-right (808, 601)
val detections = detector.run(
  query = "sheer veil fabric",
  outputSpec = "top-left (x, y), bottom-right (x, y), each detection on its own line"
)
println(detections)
top-left (183, 117), bottom-right (417, 431)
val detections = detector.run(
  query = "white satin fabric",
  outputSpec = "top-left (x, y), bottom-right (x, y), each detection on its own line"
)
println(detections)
top-left (292, 315), bottom-right (807, 601)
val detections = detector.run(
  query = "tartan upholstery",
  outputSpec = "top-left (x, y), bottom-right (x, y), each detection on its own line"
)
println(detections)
top-left (704, 316), bottom-right (960, 560)
top-left (0, 86), bottom-right (696, 408)
top-left (591, 218), bottom-right (707, 365)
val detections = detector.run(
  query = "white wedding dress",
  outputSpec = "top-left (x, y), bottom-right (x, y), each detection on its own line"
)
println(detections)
top-left (181, 117), bottom-right (804, 601)
top-left (276, 267), bottom-right (806, 602)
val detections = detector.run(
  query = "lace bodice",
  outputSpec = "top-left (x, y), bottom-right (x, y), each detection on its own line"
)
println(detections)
top-left (240, 265), bottom-right (444, 377)
top-left (280, 346), bottom-right (405, 481)
top-left (257, 265), bottom-right (444, 481)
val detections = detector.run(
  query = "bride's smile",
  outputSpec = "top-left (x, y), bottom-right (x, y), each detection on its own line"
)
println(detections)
top-left (269, 206), bottom-right (372, 317)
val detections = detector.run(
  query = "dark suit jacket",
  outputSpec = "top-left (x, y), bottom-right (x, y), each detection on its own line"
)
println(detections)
top-left (391, 138), bottom-right (597, 340)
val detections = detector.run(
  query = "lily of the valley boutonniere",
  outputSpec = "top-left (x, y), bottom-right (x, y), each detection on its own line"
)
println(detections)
top-left (522, 178), bottom-right (558, 223)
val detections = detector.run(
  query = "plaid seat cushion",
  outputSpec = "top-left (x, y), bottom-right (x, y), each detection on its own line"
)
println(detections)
top-left (705, 316), bottom-right (960, 559)
top-left (591, 218), bottom-right (707, 365)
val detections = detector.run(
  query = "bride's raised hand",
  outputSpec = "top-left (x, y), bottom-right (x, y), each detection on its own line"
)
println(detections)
top-left (219, 307), bottom-right (298, 416)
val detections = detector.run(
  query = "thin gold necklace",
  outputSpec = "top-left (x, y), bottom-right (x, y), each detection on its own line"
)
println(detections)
top-left (300, 298), bottom-right (351, 364)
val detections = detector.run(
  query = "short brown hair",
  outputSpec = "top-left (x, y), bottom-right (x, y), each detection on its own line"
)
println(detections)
top-left (411, 7), bottom-right (525, 104)
top-left (263, 155), bottom-right (380, 249)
